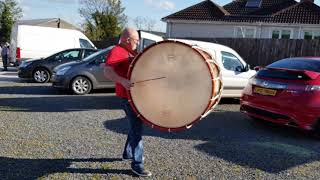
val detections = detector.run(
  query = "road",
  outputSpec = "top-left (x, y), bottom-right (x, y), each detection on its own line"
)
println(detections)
top-left (0, 69), bottom-right (320, 179)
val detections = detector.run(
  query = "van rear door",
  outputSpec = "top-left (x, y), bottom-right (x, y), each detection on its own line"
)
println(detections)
top-left (10, 23), bottom-right (18, 64)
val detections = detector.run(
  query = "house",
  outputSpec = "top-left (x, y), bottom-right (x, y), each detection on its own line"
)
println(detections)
top-left (162, 0), bottom-right (320, 39)
top-left (17, 18), bottom-right (79, 30)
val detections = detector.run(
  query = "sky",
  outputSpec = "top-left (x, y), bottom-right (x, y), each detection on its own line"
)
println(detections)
top-left (18, 0), bottom-right (320, 32)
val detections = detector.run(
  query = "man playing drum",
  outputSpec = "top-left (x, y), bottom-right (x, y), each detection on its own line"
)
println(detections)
top-left (103, 27), bottom-right (152, 177)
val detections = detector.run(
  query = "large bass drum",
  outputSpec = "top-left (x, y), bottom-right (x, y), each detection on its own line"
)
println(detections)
top-left (128, 40), bottom-right (222, 132)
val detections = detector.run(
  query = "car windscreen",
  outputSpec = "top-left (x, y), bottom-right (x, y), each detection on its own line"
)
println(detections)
top-left (267, 59), bottom-right (320, 72)
top-left (80, 38), bottom-right (95, 49)
top-left (82, 46), bottom-right (113, 62)
top-left (257, 58), bottom-right (320, 80)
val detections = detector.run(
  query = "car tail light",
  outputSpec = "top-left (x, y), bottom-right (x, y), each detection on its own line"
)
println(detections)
top-left (16, 47), bottom-right (21, 59)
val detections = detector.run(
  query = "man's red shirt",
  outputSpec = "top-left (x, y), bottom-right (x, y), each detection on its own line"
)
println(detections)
top-left (105, 45), bottom-right (135, 98)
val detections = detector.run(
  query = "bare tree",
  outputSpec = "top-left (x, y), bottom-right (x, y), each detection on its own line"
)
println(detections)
top-left (133, 16), bottom-right (157, 31)
top-left (145, 18), bottom-right (156, 31)
top-left (133, 16), bottom-right (144, 30)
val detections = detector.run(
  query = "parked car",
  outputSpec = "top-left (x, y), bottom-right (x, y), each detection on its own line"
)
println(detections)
top-left (240, 57), bottom-right (320, 134)
top-left (18, 48), bottom-right (98, 83)
top-left (51, 47), bottom-right (114, 95)
top-left (51, 31), bottom-right (163, 95)
top-left (140, 31), bottom-right (256, 97)
top-left (52, 32), bottom-right (256, 97)
top-left (172, 39), bottom-right (256, 98)
top-left (10, 24), bottom-right (96, 65)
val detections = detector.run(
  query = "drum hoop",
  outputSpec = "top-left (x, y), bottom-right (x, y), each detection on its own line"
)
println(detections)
top-left (127, 40), bottom-right (217, 132)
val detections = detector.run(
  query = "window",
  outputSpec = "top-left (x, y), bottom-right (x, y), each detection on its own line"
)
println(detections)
top-left (142, 39), bottom-right (156, 49)
top-left (303, 30), bottom-right (320, 40)
top-left (84, 50), bottom-right (96, 58)
top-left (55, 50), bottom-right (81, 61)
top-left (80, 39), bottom-right (94, 49)
top-left (314, 32), bottom-right (320, 39)
top-left (221, 51), bottom-right (244, 71)
top-left (304, 31), bottom-right (313, 40)
top-left (267, 58), bottom-right (320, 73)
top-left (272, 30), bottom-right (280, 39)
top-left (281, 30), bottom-right (291, 39)
top-left (235, 27), bottom-right (256, 38)
top-left (271, 29), bottom-right (292, 39)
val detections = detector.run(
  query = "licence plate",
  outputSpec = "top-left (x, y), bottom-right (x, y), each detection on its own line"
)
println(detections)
top-left (254, 87), bottom-right (277, 96)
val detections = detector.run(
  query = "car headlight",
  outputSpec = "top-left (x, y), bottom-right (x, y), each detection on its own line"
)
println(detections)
top-left (19, 61), bottom-right (32, 68)
top-left (56, 66), bottom-right (71, 76)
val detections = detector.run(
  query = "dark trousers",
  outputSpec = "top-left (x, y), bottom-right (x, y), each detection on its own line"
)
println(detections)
top-left (2, 55), bottom-right (8, 70)
top-left (121, 99), bottom-right (144, 170)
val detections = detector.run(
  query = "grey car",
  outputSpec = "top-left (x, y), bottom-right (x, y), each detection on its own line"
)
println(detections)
top-left (51, 47), bottom-right (114, 95)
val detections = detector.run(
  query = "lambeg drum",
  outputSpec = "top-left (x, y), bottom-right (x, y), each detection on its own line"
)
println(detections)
top-left (127, 40), bottom-right (223, 132)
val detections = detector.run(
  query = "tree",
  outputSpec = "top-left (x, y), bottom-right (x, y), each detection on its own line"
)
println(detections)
top-left (133, 16), bottom-right (156, 31)
top-left (0, 0), bottom-right (22, 42)
top-left (79, 0), bottom-right (127, 40)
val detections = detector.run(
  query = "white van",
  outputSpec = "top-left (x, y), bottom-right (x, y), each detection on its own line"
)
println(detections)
top-left (139, 32), bottom-right (256, 98)
top-left (10, 24), bottom-right (96, 65)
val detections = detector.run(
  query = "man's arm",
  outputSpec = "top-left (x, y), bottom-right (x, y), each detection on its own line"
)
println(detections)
top-left (103, 65), bottom-right (132, 90)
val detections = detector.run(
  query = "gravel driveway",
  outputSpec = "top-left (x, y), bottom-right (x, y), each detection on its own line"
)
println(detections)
top-left (1, 71), bottom-right (320, 179)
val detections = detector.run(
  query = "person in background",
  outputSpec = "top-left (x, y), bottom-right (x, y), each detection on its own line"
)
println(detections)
top-left (103, 27), bottom-right (152, 177)
top-left (1, 42), bottom-right (9, 71)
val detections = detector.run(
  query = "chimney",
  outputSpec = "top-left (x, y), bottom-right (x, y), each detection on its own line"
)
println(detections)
top-left (301, 0), bottom-right (314, 3)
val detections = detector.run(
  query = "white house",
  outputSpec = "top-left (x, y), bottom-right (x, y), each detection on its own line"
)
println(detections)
top-left (162, 0), bottom-right (320, 39)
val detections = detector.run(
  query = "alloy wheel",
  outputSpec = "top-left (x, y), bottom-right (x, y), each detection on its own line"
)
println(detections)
top-left (72, 77), bottom-right (92, 95)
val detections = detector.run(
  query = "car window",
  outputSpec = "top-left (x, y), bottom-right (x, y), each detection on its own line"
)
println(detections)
top-left (82, 46), bottom-right (114, 62)
top-left (221, 51), bottom-right (244, 71)
top-left (142, 39), bottom-right (156, 49)
top-left (55, 50), bottom-right (81, 61)
top-left (80, 39), bottom-right (94, 49)
top-left (83, 50), bottom-right (97, 58)
top-left (267, 59), bottom-right (320, 73)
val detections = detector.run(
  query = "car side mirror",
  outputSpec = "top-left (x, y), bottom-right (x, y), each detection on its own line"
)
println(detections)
top-left (254, 66), bottom-right (264, 71)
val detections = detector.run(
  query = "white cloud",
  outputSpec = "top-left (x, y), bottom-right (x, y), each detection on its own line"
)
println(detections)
top-left (144, 0), bottom-right (175, 10)
top-left (159, 1), bottom-right (175, 10)
top-left (21, 5), bottom-right (30, 18)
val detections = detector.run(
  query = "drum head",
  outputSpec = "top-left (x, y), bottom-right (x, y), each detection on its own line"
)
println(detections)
top-left (129, 41), bottom-right (214, 131)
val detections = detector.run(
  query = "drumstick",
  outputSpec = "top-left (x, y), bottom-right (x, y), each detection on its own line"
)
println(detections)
top-left (133, 77), bottom-right (166, 84)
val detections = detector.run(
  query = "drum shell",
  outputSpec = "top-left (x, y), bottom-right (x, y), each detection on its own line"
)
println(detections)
top-left (127, 40), bottom-right (223, 132)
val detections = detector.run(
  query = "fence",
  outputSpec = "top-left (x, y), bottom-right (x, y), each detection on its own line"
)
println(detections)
top-left (93, 37), bottom-right (320, 67)
top-left (190, 38), bottom-right (320, 67)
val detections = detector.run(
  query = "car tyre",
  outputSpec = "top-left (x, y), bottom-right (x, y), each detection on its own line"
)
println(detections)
top-left (70, 76), bottom-right (92, 95)
top-left (312, 119), bottom-right (320, 139)
top-left (33, 68), bottom-right (50, 83)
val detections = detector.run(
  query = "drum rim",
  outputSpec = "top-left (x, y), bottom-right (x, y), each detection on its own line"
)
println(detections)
top-left (127, 40), bottom-right (216, 132)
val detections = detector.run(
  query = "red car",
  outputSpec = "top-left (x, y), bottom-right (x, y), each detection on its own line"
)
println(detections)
top-left (240, 57), bottom-right (320, 134)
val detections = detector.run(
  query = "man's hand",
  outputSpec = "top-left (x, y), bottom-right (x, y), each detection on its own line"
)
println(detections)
top-left (120, 79), bottom-right (134, 90)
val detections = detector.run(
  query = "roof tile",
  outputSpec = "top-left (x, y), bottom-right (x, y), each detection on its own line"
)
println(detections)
top-left (162, 0), bottom-right (320, 24)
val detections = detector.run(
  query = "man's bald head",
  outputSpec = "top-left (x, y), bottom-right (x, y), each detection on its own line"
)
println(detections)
top-left (119, 27), bottom-right (140, 51)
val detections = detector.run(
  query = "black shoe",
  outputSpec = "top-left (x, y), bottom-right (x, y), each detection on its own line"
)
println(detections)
top-left (131, 167), bottom-right (152, 177)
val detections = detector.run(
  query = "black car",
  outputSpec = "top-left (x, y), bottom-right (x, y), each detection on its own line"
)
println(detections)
top-left (18, 48), bottom-right (98, 83)
top-left (51, 47), bottom-right (114, 95)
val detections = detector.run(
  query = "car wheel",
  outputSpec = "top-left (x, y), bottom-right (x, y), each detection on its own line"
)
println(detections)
top-left (71, 76), bottom-right (92, 95)
top-left (33, 68), bottom-right (50, 83)
top-left (312, 119), bottom-right (320, 139)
